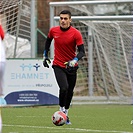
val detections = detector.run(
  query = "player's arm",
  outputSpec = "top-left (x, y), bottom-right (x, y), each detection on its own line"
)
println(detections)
top-left (43, 36), bottom-right (52, 68)
top-left (65, 44), bottom-right (85, 67)
top-left (76, 44), bottom-right (85, 60)
top-left (44, 36), bottom-right (52, 56)
top-left (66, 30), bottom-right (85, 67)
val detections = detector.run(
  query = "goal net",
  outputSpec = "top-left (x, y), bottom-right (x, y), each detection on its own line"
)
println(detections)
top-left (0, 0), bottom-right (31, 58)
top-left (50, 1), bottom-right (133, 103)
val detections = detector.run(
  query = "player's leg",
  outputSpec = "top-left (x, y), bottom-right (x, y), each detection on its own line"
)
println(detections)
top-left (0, 62), bottom-right (5, 96)
top-left (65, 73), bottom-right (77, 111)
top-left (0, 62), bottom-right (5, 133)
top-left (53, 66), bottom-right (68, 112)
top-left (64, 70), bottom-right (77, 125)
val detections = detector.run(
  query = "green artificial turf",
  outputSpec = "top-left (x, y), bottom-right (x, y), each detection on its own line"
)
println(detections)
top-left (1, 104), bottom-right (133, 133)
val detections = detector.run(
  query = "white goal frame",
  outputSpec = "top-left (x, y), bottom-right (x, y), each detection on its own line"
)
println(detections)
top-left (49, 0), bottom-right (133, 104)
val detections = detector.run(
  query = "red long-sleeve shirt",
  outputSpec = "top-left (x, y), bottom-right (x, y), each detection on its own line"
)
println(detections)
top-left (0, 25), bottom-right (4, 40)
top-left (48, 26), bottom-right (84, 68)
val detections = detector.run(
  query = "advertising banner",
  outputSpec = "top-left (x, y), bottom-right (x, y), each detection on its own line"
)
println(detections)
top-left (3, 59), bottom-right (59, 106)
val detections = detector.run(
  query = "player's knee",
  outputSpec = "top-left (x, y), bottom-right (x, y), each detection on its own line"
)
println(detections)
top-left (60, 87), bottom-right (67, 93)
top-left (60, 83), bottom-right (68, 92)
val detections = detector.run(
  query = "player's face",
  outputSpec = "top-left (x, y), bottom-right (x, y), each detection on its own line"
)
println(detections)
top-left (59, 14), bottom-right (71, 29)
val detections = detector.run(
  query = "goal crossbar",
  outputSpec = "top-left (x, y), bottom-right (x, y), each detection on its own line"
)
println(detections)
top-left (54, 16), bottom-right (133, 21)
top-left (50, 0), bottom-right (133, 6)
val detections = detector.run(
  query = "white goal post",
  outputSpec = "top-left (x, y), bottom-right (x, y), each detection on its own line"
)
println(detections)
top-left (49, 0), bottom-right (133, 104)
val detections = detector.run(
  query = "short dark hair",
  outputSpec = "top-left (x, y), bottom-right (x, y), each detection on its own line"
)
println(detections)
top-left (59, 10), bottom-right (71, 18)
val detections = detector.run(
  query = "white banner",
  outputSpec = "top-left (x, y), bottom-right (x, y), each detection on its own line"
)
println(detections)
top-left (3, 59), bottom-right (59, 105)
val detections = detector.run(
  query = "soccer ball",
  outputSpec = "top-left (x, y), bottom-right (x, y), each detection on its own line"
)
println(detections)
top-left (52, 111), bottom-right (67, 126)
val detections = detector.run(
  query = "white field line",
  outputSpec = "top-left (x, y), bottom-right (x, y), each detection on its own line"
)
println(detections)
top-left (3, 124), bottom-right (133, 133)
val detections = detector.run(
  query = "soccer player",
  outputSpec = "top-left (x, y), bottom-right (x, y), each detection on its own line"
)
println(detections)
top-left (0, 22), bottom-right (5, 132)
top-left (43, 10), bottom-right (85, 124)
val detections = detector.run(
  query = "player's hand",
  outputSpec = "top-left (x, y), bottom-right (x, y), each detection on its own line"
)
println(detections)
top-left (43, 50), bottom-right (51, 68)
top-left (64, 57), bottom-right (78, 67)
top-left (43, 57), bottom-right (51, 68)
